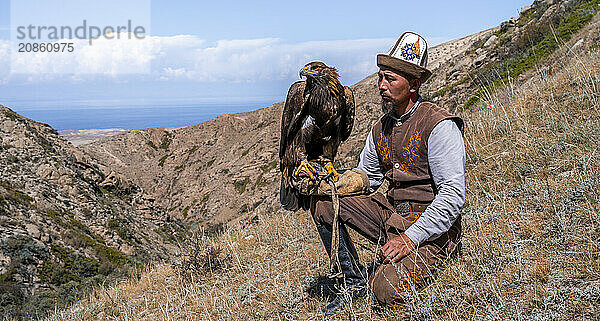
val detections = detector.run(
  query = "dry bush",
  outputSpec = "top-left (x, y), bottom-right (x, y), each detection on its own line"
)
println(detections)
top-left (171, 230), bottom-right (232, 281)
top-left (46, 47), bottom-right (600, 320)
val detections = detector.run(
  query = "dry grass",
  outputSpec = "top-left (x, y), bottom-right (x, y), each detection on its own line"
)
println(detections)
top-left (45, 210), bottom-right (335, 320)
top-left (410, 46), bottom-right (600, 320)
top-left (45, 47), bottom-right (600, 320)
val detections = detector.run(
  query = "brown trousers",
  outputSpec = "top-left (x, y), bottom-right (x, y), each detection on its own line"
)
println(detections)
top-left (311, 192), bottom-right (457, 305)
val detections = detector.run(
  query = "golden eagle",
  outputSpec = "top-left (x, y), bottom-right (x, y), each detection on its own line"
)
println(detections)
top-left (279, 61), bottom-right (355, 211)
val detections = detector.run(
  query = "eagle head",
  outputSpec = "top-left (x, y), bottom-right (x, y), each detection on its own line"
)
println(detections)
top-left (299, 61), bottom-right (339, 81)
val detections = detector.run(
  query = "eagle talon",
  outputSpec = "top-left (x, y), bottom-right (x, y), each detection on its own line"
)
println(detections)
top-left (294, 160), bottom-right (317, 181)
top-left (324, 162), bottom-right (340, 182)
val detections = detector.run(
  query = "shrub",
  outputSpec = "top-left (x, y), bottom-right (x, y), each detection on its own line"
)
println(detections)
top-left (146, 141), bottom-right (158, 150)
top-left (234, 177), bottom-right (250, 194)
top-left (172, 230), bottom-right (231, 281)
top-left (158, 154), bottom-right (169, 167)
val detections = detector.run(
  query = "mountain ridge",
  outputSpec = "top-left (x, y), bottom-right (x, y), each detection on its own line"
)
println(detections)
top-left (0, 104), bottom-right (184, 318)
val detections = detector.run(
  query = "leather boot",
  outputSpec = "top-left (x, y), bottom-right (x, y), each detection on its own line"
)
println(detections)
top-left (316, 223), bottom-right (367, 314)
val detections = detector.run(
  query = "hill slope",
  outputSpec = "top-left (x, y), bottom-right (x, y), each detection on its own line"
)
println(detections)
top-left (0, 106), bottom-right (180, 318)
top-left (44, 1), bottom-right (600, 320)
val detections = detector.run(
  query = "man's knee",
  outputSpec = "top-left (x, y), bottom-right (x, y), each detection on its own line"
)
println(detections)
top-left (311, 198), bottom-right (335, 226)
top-left (370, 258), bottom-right (430, 305)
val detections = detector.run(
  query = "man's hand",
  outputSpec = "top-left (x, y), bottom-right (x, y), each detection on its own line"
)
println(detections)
top-left (381, 234), bottom-right (416, 264)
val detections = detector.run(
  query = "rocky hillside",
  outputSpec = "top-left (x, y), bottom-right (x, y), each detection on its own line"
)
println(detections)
top-left (0, 105), bottom-right (180, 318)
top-left (425, 0), bottom-right (600, 112)
top-left (80, 0), bottom-right (600, 231)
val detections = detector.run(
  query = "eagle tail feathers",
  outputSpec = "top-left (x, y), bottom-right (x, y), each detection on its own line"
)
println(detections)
top-left (279, 177), bottom-right (310, 211)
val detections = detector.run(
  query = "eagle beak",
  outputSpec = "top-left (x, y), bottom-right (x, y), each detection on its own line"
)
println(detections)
top-left (299, 67), bottom-right (308, 78)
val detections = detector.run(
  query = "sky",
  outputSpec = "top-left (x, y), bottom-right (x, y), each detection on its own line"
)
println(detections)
top-left (0, 0), bottom-right (533, 110)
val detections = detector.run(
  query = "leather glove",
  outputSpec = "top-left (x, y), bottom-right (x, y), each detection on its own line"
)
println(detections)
top-left (314, 168), bottom-right (370, 196)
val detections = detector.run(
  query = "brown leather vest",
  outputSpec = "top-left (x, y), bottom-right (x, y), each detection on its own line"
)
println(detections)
top-left (372, 101), bottom-right (463, 205)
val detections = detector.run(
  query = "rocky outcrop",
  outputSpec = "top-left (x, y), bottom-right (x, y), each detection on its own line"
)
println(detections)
top-left (423, 0), bottom-right (600, 112)
top-left (0, 105), bottom-right (178, 318)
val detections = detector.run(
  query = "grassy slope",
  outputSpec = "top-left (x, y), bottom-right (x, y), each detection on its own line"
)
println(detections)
top-left (45, 42), bottom-right (600, 320)
top-left (461, 0), bottom-right (600, 110)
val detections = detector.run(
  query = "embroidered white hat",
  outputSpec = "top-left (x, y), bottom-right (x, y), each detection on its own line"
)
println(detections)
top-left (377, 31), bottom-right (432, 82)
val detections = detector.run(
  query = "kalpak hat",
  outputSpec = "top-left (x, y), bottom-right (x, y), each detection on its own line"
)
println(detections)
top-left (377, 31), bottom-right (432, 82)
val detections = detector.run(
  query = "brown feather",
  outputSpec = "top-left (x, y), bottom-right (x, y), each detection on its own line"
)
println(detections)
top-left (279, 61), bottom-right (355, 185)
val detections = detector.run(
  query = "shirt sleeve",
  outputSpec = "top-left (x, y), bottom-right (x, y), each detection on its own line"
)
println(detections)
top-left (355, 130), bottom-right (385, 193)
top-left (404, 119), bottom-right (466, 246)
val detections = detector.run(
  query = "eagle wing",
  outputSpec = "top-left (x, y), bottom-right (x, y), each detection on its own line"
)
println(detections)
top-left (340, 86), bottom-right (355, 141)
top-left (279, 81), bottom-right (307, 160)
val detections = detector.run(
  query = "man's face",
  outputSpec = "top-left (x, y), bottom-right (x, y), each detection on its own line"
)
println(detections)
top-left (377, 68), bottom-right (415, 115)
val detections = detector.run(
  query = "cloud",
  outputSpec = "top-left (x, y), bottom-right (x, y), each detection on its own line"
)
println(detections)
top-left (0, 40), bottom-right (9, 84)
top-left (7, 35), bottom-right (154, 75)
top-left (151, 36), bottom-right (395, 83)
top-left (0, 34), bottom-right (412, 84)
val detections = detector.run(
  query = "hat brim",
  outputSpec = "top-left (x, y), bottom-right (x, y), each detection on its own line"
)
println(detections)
top-left (377, 54), bottom-right (432, 83)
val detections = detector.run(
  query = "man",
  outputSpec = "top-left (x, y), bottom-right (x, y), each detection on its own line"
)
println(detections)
top-left (310, 31), bottom-right (465, 313)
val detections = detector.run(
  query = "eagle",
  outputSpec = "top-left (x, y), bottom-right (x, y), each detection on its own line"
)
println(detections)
top-left (279, 61), bottom-right (355, 211)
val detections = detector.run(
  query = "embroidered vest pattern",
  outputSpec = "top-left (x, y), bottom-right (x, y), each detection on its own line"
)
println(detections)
top-left (399, 131), bottom-right (421, 173)
top-left (376, 132), bottom-right (392, 166)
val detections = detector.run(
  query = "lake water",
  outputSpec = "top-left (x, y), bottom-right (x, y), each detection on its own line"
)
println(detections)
top-left (5, 99), bottom-right (279, 131)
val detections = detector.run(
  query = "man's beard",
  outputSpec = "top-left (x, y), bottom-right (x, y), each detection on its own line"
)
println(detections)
top-left (381, 99), bottom-right (396, 116)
